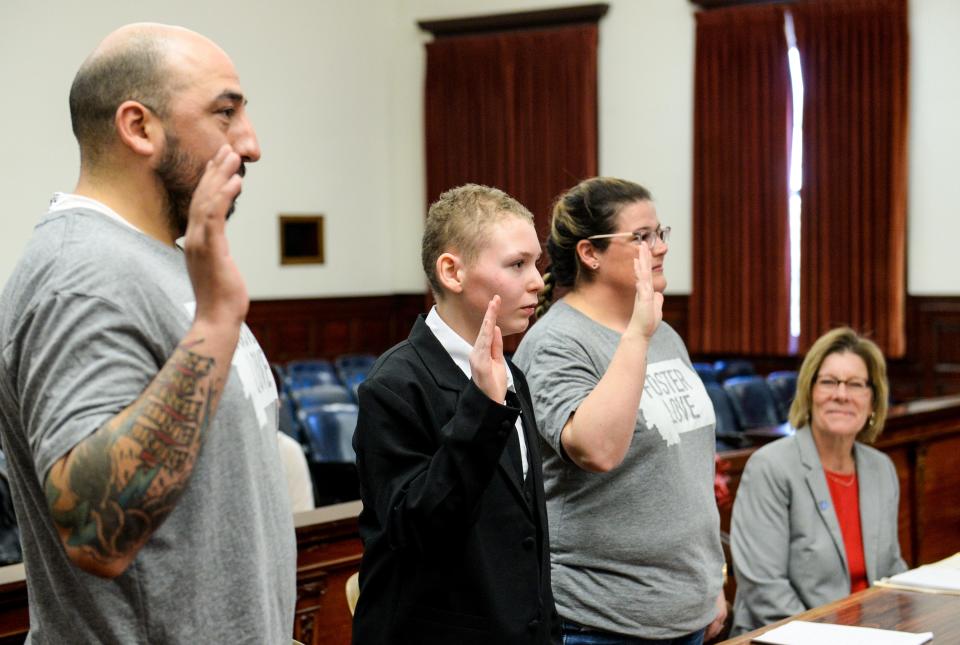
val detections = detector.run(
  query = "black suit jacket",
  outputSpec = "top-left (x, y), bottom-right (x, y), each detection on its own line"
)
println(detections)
top-left (351, 316), bottom-right (559, 645)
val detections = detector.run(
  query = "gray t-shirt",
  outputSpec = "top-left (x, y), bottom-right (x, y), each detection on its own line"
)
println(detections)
top-left (0, 207), bottom-right (296, 644)
top-left (513, 300), bottom-right (723, 639)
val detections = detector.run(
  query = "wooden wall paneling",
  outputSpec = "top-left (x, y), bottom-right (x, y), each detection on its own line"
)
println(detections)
top-left (926, 298), bottom-right (960, 396)
top-left (912, 444), bottom-right (928, 567)
top-left (318, 320), bottom-right (350, 358)
top-left (874, 396), bottom-right (960, 565)
top-left (246, 295), bottom-right (426, 364)
top-left (245, 294), bottom-right (960, 398)
top-left (889, 296), bottom-right (960, 400)
top-left (883, 446), bottom-right (914, 566)
top-left (889, 298), bottom-right (924, 401)
top-left (933, 318), bottom-right (960, 375)
top-left (881, 296), bottom-right (960, 399)
top-left (916, 434), bottom-right (960, 564)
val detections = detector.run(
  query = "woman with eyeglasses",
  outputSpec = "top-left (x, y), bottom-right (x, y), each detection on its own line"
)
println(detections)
top-left (514, 177), bottom-right (727, 645)
top-left (729, 327), bottom-right (907, 635)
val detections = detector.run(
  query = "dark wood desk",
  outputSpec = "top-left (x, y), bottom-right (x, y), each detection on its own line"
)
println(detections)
top-left (719, 586), bottom-right (960, 644)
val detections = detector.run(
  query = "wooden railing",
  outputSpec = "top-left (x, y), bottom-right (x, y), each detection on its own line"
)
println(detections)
top-left (292, 502), bottom-right (362, 645)
top-left (1, 395), bottom-right (957, 643)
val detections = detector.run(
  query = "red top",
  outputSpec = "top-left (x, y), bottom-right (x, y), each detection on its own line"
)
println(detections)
top-left (825, 469), bottom-right (869, 593)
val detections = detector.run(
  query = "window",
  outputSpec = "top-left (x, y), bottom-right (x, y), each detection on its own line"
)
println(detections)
top-left (691, 0), bottom-right (908, 357)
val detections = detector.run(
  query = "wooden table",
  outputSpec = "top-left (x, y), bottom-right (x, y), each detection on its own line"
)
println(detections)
top-left (719, 586), bottom-right (960, 644)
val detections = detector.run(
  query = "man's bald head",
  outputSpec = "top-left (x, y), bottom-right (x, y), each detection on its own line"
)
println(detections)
top-left (69, 24), bottom-right (211, 167)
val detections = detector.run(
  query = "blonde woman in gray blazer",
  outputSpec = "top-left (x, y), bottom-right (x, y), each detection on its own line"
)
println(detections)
top-left (730, 328), bottom-right (908, 636)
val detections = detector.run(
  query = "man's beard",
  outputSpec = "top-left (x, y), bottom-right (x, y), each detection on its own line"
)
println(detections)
top-left (155, 131), bottom-right (244, 238)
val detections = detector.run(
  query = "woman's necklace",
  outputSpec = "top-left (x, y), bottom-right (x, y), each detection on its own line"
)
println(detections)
top-left (824, 469), bottom-right (857, 488)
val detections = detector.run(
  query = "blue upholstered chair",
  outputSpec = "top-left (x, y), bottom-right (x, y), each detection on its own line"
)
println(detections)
top-left (334, 354), bottom-right (377, 389)
top-left (714, 359), bottom-right (756, 383)
top-left (340, 371), bottom-right (367, 402)
top-left (270, 362), bottom-right (285, 392)
top-left (283, 369), bottom-right (341, 392)
top-left (694, 362), bottom-right (719, 384)
top-left (291, 384), bottom-right (354, 409)
top-left (298, 404), bottom-right (361, 505)
top-left (277, 392), bottom-right (300, 441)
top-left (706, 382), bottom-right (747, 450)
top-left (722, 375), bottom-right (780, 430)
top-left (767, 370), bottom-right (799, 424)
top-left (287, 359), bottom-right (338, 378)
top-left (334, 354), bottom-right (377, 373)
top-left (0, 452), bottom-right (22, 565)
top-left (298, 403), bottom-right (358, 464)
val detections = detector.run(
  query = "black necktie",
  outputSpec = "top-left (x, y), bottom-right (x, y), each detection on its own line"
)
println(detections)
top-left (505, 391), bottom-right (524, 480)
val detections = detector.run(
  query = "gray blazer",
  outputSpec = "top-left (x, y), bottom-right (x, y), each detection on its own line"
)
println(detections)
top-left (730, 427), bottom-right (907, 635)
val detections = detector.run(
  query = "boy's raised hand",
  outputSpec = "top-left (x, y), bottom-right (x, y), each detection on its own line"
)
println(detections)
top-left (470, 295), bottom-right (508, 403)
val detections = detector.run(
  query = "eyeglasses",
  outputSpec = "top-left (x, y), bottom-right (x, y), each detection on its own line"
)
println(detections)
top-left (814, 376), bottom-right (872, 396)
top-left (587, 226), bottom-right (671, 249)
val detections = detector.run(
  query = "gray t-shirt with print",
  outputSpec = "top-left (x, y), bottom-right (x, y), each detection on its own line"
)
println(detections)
top-left (0, 207), bottom-right (296, 644)
top-left (514, 300), bottom-right (723, 640)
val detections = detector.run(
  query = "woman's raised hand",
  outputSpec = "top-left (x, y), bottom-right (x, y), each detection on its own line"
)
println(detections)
top-left (626, 243), bottom-right (663, 341)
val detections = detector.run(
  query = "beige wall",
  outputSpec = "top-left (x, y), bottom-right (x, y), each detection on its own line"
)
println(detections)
top-left (0, 0), bottom-right (956, 300)
top-left (907, 0), bottom-right (960, 295)
top-left (0, 0), bottom-right (426, 298)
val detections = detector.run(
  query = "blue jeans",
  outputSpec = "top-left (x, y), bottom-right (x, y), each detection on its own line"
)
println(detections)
top-left (561, 620), bottom-right (706, 645)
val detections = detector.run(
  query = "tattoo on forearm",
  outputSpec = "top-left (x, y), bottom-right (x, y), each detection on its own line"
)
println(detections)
top-left (45, 342), bottom-right (218, 566)
top-left (132, 349), bottom-right (214, 473)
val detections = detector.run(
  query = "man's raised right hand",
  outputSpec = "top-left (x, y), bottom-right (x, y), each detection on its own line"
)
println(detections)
top-left (183, 144), bottom-right (249, 331)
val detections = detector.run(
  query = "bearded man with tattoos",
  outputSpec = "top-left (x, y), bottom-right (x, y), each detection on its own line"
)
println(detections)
top-left (0, 23), bottom-right (295, 644)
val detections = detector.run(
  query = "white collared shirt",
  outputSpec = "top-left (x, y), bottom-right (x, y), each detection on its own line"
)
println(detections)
top-left (49, 192), bottom-right (141, 233)
top-left (425, 306), bottom-right (528, 479)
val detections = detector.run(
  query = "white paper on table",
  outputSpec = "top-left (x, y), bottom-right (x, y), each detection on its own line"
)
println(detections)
top-left (752, 620), bottom-right (933, 645)
top-left (878, 552), bottom-right (960, 594)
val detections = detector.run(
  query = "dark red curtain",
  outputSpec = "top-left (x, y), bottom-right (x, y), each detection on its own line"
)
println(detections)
top-left (690, 5), bottom-right (792, 355)
top-left (425, 24), bottom-right (599, 248)
top-left (793, 0), bottom-right (909, 357)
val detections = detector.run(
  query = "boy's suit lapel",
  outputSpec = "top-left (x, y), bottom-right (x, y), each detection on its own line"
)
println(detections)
top-left (408, 315), bottom-right (531, 515)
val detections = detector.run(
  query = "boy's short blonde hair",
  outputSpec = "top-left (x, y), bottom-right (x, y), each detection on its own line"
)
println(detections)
top-left (421, 184), bottom-right (534, 297)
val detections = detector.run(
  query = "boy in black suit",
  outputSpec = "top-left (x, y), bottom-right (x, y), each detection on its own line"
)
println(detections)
top-left (352, 184), bottom-right (560, 644)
